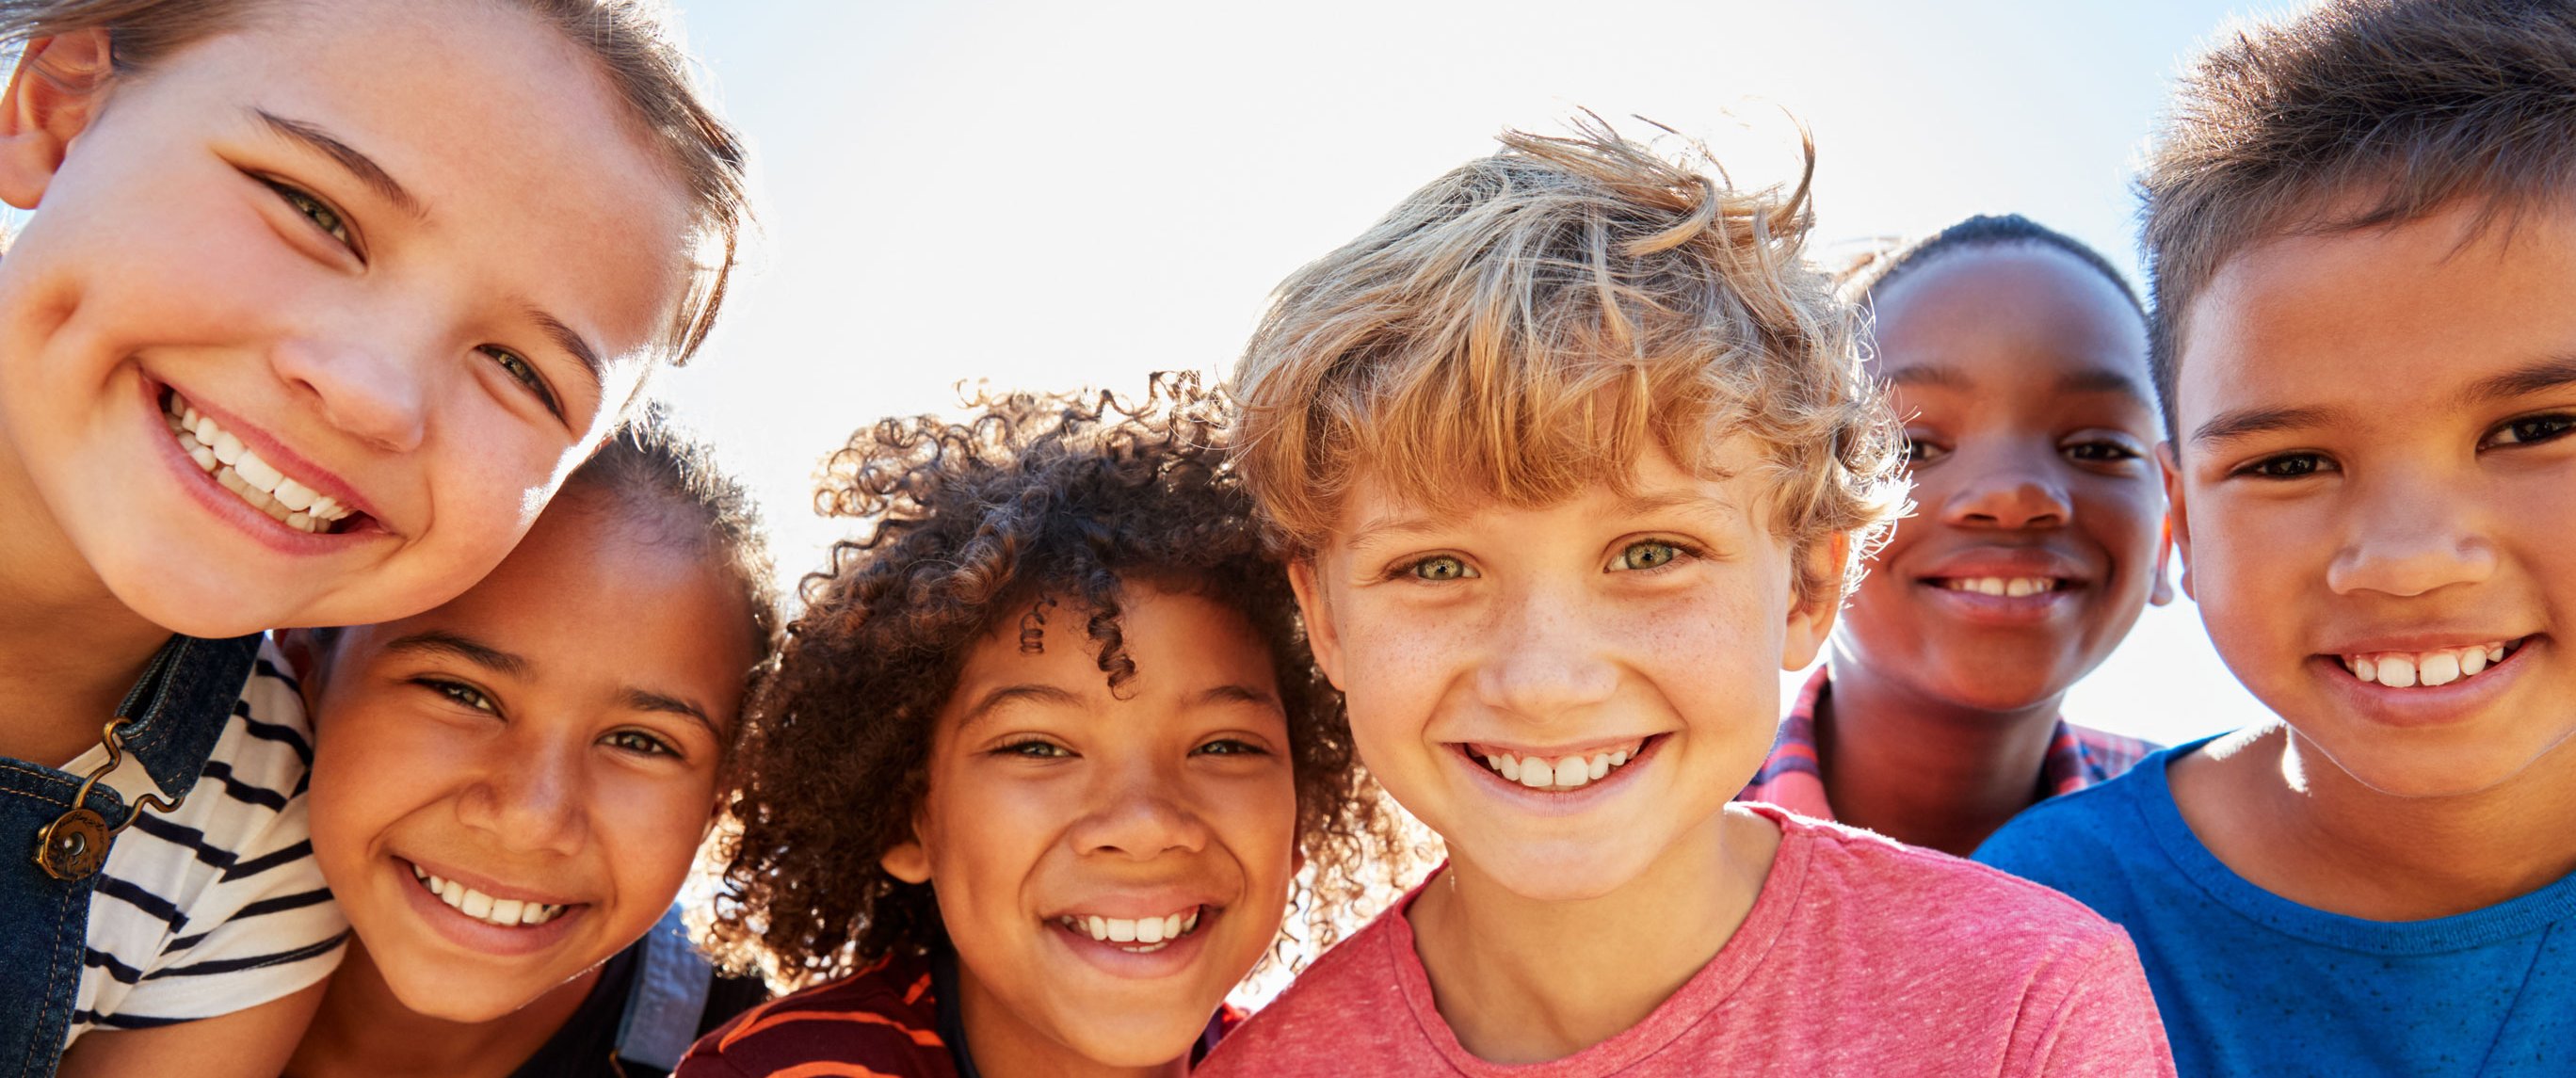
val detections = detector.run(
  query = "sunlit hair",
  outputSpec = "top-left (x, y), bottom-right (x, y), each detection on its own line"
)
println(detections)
top-left (695, 374), bottom-right (1415, 990)
top-left (2143, 0), bottom-right (2576, 433)
top-left (1232, 115), bottom-right (1902, 602)
top-left (0, 0), bottom-right (749, 364)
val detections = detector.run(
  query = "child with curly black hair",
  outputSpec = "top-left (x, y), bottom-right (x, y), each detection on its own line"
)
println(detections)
top-left (679, 374), bottom-right (1408, 1078)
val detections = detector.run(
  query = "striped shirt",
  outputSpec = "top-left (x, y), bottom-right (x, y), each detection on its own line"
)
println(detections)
top-left (1736, 668), bottom-right (2156, 822)
top-left (678, 946), bottom-right (1237, 1077)
top-left (66, 638), bottom-right (346, 1043)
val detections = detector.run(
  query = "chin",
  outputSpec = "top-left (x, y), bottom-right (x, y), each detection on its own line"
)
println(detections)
top-left (1465, 842), bottom-right (1657, 904)
top-left (383, 970), bottom-right (549, 1024)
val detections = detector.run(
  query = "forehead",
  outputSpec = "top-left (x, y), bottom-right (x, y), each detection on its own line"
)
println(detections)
top-left (1873, 246), bottom-right (2148, 379)
top-left (2176, 203), bottom-right (2576, 441)
top-left (348, 504), bottom-right (752, 698)
top-left (173, 0), bottom-right (695, 360)
top-left (1334, 437), bottom-right (1763, 550)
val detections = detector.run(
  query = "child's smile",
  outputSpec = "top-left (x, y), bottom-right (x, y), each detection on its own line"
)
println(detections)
top-left (391, 855), bottom-right (591, 958)
top-left (153, 382), bottom-right (376, 540)
top-left (2171, 200), bottom-right (2576, 796)
top-left (1295, 442), bottom-right (1836, 902)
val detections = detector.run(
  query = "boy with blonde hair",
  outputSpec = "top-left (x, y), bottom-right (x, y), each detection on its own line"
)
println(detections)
top-left (1200, 121), bottom-right (2172, 1074)
top-left (1977, 1), bottom-right (2576, 1071)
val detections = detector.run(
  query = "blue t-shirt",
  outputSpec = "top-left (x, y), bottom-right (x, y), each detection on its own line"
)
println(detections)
top-left (1976, 734), bottom-right (2576, 1077)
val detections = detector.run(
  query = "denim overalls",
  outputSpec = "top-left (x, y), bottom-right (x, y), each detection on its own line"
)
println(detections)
top-left (0, 634), bottom-right (258, 1078)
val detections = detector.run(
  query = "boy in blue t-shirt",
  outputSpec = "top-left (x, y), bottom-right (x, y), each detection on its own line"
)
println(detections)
top-left (1975, 0), bottom-right (2576, 1073)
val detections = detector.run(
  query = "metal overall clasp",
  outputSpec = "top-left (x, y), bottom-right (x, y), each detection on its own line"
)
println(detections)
top-left (33, 718), bottom-right (185, 881)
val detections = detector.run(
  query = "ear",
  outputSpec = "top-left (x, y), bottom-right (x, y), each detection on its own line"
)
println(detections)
top-left (273, 628), bottom-right (332, 713)
top-left (1781, 533), bottom-right (1849, 669)
top-left (0, 31), bottom-right (115, 211)
top-left (2149, 514), bottom-right (2178, 607)
top-left (879, 838), bottom-right (932, 885)
top-left (2157, 442), bottom-right (2195, 603)
top-left (1285, 555), bottom-right (1346, 692)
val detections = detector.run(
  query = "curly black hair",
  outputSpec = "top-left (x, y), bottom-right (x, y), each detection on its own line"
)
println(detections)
top-left (698, 373), bottom-right (1411, 990)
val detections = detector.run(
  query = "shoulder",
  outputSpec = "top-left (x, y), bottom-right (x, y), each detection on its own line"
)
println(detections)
top-left (1977, 751), bottom-right (2167, 884)
top-left (1779, 812), bottom-right (2132, 960)
top-left (1202, 903), bottom-right (1411, 1067)
top-left (679, 955), bottom-right (951, 1078)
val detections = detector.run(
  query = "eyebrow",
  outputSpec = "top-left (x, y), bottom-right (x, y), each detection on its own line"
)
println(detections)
top-left (2190, 404), bottom-right (2347, 447)
top-left (954, 684), bottom-right (1084, 733)
top-left (1192, 684), bottom-right (1280, 708)
top-left (525, 305), bottom-right (607, 399)
top-left (379, 630), bottom-right (528, 679)
top-left (620, 687), bottom-right (722, 740)
top-left (1888, 362), bottom-right (2154, 405)
top-left (254, 110), bottom-right (425, 220)
top-left (2460, 355), bottom-right (2576, 404)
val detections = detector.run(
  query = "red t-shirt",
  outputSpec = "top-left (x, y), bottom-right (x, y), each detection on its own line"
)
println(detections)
top-left (1199, 804), bottom-right (2174, 1076)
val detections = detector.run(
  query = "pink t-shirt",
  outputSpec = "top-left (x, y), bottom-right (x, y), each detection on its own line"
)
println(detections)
top-left (1200, 805), bottom-right (2173, 1076)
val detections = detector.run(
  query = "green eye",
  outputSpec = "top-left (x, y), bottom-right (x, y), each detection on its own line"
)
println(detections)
top-left (1612, 541), bottom-right (1685, 571)
top-left (479, 346), bottom-right (561, 416)
top-left (1409, 555), bottom-right (1474, 582)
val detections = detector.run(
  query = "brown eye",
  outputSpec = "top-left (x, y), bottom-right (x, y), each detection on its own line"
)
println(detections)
top-left (479, 346), bottom-right (561, 416)
top-left (261, 178), bottom-right (352, 247)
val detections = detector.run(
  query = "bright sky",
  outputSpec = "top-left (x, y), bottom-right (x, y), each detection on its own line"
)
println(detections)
top-left (659, 0), bottom-right (2306, 748)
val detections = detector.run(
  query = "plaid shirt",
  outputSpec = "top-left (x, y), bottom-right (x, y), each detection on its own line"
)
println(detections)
top-left (1736, 668), bottom-right (2157, 822)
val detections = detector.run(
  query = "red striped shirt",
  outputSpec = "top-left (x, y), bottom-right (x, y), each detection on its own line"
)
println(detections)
top-left (1736, 668), bottom-right (2155, 822)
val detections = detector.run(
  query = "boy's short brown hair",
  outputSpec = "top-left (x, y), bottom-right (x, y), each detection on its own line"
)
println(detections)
top-left (2143, 0), bottom-right (2576, 430)
top-left (1231, 117), bottom-right (1900, 603)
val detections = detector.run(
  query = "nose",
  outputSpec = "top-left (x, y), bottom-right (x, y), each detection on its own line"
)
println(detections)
top-left (1940, 451), bottom-right (2073, 530)
top-left (268, 334), bottom-right (430, 453)
top-left (2326, 469), bottom-right (2497, 598)
top-left (453, 737), bottom-right (587, 857)
top-left (1473, 583), bottom-right (1620, 722)
top-left (1070, 759), bottom-right (1213, 861)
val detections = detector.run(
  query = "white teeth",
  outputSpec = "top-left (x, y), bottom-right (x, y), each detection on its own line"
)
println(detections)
top-left (1943, 577), bottom-right (2056, 598)
top-left (407, 861), bottom-right (566, 927)
top-left (161, 392), bottom-right (352, 533)
top-left (1477, 742), bottom-right (1645, 791)
top-left (1065, 908), bottom-right (1201, 952)
top-left (2345, 640), bottom-right (2520, 689)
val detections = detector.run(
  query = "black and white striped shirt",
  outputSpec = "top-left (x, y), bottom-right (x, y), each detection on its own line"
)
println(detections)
top-left (65, 638), bottom-right (346, 1044)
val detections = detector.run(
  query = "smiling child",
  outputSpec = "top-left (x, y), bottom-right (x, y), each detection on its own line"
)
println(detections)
top-left (1738, 215), bottom-right (2168, 855)
top-left (1198, 121), bottom-right (2173, 1074)
top-left (679, 377), bottom-right (1406, 1078)
top-left (1975, 0), bottom-right (2576, 1071)
top-left (0, 1), bottom-right (746, 1073)
top-left (282, 410), bottom-right (775, 1078)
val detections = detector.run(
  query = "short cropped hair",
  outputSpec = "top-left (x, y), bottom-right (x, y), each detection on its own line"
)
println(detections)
top-left (1842, 213), bottom-right (2140, 316)
top-left (1232, 117), bottom-right (1902, 603)
top-left (2143, 0), bottom-right (2576, 431)
top-left (0, 0), bottom-right (749, 364)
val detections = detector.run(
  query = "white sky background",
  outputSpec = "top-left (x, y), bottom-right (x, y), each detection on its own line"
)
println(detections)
top-left (659, 0), bottom-right (2309, 748)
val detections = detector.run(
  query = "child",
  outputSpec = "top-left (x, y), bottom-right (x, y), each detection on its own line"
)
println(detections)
top-left (0, 1), bottom-right (747, 1073)
top-left (677, 377), bottom-right (1406, 1077)
top-left (281, 410), bottom-right (774, 1077)
top-left (1976, 1), bottom-right (2576, 1071)
top-left (1199, 121), bottom-right (2173, 1074)
top-left (1737, 215), bottom-right (2169, 855)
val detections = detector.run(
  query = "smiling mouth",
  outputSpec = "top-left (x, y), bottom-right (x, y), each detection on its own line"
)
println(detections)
top-left (1055, 907), bottom-right (1205, 953)
top-left (2337, 637), bottom-right (2528, 689)
top-left (161, 389), bottom-right (359, 535)
top-left (1929, 576), bottom-right (2071, 598)
top-left (408, 861), bottom-right (572, 928)
top-left (1464, 736), bottom-right (1652, 792)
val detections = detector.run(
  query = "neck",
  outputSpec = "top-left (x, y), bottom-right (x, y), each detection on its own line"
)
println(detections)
top-left (1817, 664), bottom-right (2064, 856)
top-left (2179, 723), bottom-right (2576, 920)
top-left (285, 941), bottom-right (600, 1078)
top-left (0, 443), bottom-right (177, 766)
top-left (954, 967), bottom-right (1187, 1078)
top-left (1406, 805), bottom-right (1779, 1064)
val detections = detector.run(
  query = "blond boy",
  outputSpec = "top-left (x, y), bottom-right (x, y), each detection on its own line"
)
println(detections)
top-left (1199, 121), bottom-right (2173, 1075)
